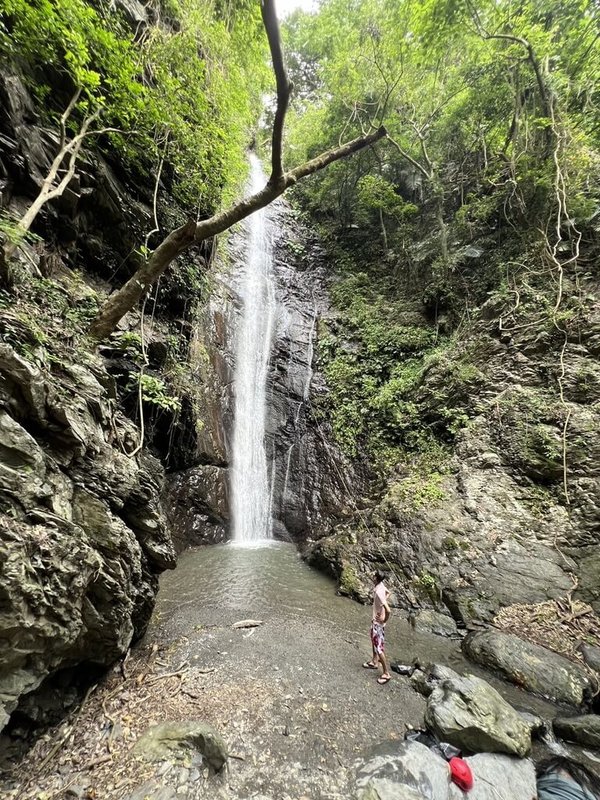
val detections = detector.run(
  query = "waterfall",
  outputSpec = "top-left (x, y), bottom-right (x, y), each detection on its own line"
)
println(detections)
top-left (231, 154), bottom-right (276, 543)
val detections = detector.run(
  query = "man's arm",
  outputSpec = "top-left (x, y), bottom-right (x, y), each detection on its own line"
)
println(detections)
top-left (382, 601), bottom-right (391, 623)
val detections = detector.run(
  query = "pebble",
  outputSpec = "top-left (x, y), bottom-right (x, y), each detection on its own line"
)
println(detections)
top-left (177, 768), bottom-right (189, 784)
top-left (64, 786), bottom-right (85, 799)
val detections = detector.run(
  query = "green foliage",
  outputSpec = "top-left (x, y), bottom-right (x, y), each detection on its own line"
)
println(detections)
top-left (492, 388), bottom-right (565, 480)
top-left (338, 563), bottom-right (362, 597)
top-left (415, 569), bottom-right (441, 602)
top-left (317, 252), bottom-right (478, 471)
top-left (113, 331), bottom-right (144, 363)
top-left (25, 275), bottom-right (99, 333)
top-left (284, 0), bottom-right (600, 258)
top-left (390, 471), bottom-right (446, 510)
top-left (355, 175), bottom-right (418, 228)
top-left (290, 0), bottom-right (599, 498)
top-left (130, 374), bottom-right (182, 413)
top-left (0, 0), bottom-right (268, 214)
top-left (0, 212), bottom-right (40, 247)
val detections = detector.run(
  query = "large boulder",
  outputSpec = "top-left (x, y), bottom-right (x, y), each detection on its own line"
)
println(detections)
top-left (553, 715), bottom-right (600, 749)
top-left (355, 740), bottom-right (454, 800)
top-left (410, 663), bottom-right (463, 698)
top-left (355, 740), bottom-right (536, 800)
top-left (463, 629), bottom-right (592, 707)
top-left (424, 672), bottom-right (533, 757)
top-left (453, 752), bottom-right (536, 800)
top-left (579, 643), bottom-right (600, 673)
top-left (413, 610), bottom-right (458, 637)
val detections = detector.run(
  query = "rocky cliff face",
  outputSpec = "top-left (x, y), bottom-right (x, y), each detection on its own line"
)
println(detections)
top-left (166, 203), bottom-right (354, 547)
top-left (268, 205), bottom-right (354, 541)
top-left (0, 66), bottom-right (198, 731)
top-left (0, 334), bottom-right (175, 730)
top-left (305, 243), bottom-right (600, 651)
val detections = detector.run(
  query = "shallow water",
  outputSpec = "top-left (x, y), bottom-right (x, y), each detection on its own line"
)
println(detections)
top-left (154, 542), bottom-right (563, 720)
top-left (157, 540), bottom-right (379, 632)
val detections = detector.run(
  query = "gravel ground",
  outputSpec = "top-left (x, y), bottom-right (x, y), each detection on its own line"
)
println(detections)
top-left (0, 579), bottom-right (439, 799)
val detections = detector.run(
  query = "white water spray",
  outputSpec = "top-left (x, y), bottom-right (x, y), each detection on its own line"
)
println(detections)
top-left (231, 155), bottom-right (276, 543)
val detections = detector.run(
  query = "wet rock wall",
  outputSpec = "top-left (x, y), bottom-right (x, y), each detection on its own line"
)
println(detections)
top-left (166, 202), bottom-right (354, 547)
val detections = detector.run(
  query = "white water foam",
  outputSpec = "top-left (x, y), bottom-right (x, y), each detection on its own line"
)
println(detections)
top-left (231, 155), bottom-right (276, 543)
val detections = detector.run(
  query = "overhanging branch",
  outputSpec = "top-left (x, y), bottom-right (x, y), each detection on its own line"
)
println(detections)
top-left (87, 2), bottom-right (388, 342)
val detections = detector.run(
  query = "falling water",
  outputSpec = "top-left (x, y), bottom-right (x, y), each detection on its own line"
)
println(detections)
top-left (231, 155), bottom-right (276, 543)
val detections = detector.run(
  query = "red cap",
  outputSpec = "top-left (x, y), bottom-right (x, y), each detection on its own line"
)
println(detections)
top-left (449, 757), bottom-right (474, 792)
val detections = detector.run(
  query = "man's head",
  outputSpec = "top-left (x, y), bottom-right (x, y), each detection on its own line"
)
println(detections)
top-left (374, 570), bottom-right (387, 585)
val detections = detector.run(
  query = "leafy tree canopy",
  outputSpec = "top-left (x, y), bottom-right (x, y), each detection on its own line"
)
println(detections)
top-left (0, 0), bottom-right (269, 210)
top-left (284, 0), bottom-right (600, 235)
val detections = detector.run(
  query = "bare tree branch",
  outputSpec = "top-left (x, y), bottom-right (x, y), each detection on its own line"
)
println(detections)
top-left (386, 135), bottom-right (431, 180)
top-left (88, 124), bottom-right (387, 341)
top-left (87, 0), bottom-right (388, 342)
top-left (466, 0), bottom-right (552, 121)
top-left (289, 126), bottom-right (386, 182)
top-left (261, 0), bottom-right (292, 186)
top-left (2, 98), bottom-right (126, 270)
top-left (59, 87), bottom-right (82, 151)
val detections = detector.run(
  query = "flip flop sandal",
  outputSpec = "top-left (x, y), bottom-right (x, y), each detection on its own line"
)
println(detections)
top-left (377, 675), bottom-right (391, 684)
top-left (363, 661), bottom-right (378, 669)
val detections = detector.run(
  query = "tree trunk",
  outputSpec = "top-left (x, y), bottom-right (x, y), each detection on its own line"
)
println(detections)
top-left (379, 206), bottom-right (388, 252)
top-left (436, 194), bottom-right (448, 264)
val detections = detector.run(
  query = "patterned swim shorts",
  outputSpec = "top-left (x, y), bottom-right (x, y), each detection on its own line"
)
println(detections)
top-left (370, 621), bottom-right (385, 655)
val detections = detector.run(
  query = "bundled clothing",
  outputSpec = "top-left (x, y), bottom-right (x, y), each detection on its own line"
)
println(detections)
top-left (537, 773), bottom-right (597, 800)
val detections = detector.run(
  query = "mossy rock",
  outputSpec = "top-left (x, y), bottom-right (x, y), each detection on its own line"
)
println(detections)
top-left (338, 562), bottom-right (366, 601)
top-left (133, 721), bottom-right (227, 771)
top-left (492, 388), bottom-right (564, 480)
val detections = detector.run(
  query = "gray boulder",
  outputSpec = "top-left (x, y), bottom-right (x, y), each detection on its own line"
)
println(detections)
top-left (133, 721), bottom-right (228, 772)
top-left (413, 610), bottom-right (458, 637)
top-left (424, 672), bottom-right (533, 756)
top-left (450, 752), bottom-right (536, 800)
top-left (578, 643), bottom-right (600, 673)
top-left (355, 740), bottom-right (453, 800)
top-left (463, 629), bottom-right (591, 707)
top-left (355, 740), bottom-right (536, 800)
top-left (553, 715), bottom-right (600, 749)
top-left (410, 663), bottom-right (463, 698)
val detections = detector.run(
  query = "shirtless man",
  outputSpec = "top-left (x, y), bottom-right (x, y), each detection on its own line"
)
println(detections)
top-left (363, 570), bottom-right (391, 684)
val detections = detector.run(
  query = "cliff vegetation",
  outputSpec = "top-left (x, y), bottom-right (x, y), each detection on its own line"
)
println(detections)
top-left (284, 0), bottom-right (600, 644)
